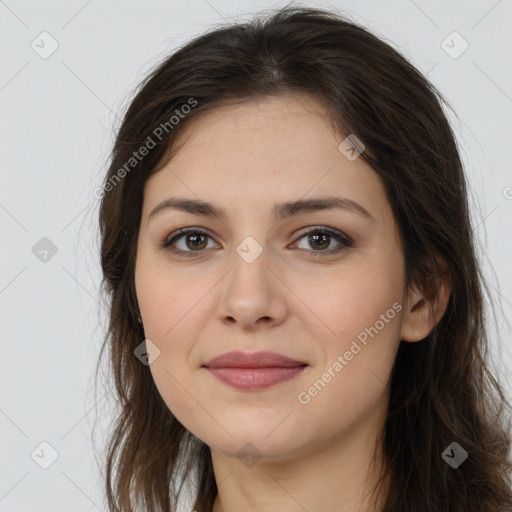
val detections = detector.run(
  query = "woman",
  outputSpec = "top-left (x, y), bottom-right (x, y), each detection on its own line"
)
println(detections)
top-left (96, 6), bottom-right (512, 511)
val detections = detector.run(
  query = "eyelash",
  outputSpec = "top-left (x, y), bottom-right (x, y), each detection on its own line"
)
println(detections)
top-left (160, 226), bottom-right (353, 258)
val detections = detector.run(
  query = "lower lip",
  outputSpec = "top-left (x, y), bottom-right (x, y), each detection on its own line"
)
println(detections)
top-left (206, 366), bottom-right (306, 390)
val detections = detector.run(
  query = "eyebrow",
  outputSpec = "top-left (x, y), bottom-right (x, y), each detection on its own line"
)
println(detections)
top-left (148, 196), bottom-right (375, 224)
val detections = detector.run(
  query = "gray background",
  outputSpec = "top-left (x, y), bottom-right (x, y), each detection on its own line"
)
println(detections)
top-left (1, 0), bottom-right (511, 510)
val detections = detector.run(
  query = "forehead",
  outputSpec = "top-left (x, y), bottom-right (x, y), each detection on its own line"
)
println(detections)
top-left (168, 94), bottom-right (338, 171)
top-left (142, 94), bottom-right (389, 225)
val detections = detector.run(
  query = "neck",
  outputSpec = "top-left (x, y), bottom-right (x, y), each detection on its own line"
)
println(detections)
top-left (210, 415), bottom-right (390, 512)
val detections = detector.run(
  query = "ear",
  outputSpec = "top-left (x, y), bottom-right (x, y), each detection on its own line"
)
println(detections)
top-left (400, 258), bottom-right (451, 343)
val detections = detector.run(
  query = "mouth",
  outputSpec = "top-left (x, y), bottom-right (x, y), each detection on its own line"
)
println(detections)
top-left (202, 351), bottom-right (308, 391)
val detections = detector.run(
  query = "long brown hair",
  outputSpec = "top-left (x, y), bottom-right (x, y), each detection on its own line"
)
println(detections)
top-left (96, 6), bottom-right (512, 511)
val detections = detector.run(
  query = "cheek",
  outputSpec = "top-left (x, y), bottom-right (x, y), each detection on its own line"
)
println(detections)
top-left (135, 251), bottom-right (211, 411)
top-left (135, 248), bottom-right (209, 341)
top-left (306, 262), bottom-right (403, 397)
top-left (136, 269), bottom-right (201, 426)
top-left (298, 287), bottom-right (402, 437)
top-left (309, 258), bottom-right (404, 340)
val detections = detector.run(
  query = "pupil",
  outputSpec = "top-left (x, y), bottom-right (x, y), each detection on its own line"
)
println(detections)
top-left (188, 233), bottom-right (206, 249)
top-left (184, 232), bottom-right (331, 251)
top-left (311, 233), bottom-right (329, 250)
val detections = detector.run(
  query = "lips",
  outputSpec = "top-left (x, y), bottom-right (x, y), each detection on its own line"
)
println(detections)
top-left (202, 351), bottom-right (307, 390)
top-left (203, 351), bottom-right (307, 368)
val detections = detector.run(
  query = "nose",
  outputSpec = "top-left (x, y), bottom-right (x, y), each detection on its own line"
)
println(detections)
top-left (215, 238), bottom-right (288, 332)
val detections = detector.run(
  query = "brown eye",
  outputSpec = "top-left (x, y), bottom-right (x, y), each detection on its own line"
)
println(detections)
top-left (182, 232), bottom-right (208, 250)
top-left (161, 229), bottom-right (218, 257)
top-left (161, 226), bottom-right (353, 258)
top-left (307, 232), bottom-right (330, 250)
top-left (293, 227), bottom-right (353, 256)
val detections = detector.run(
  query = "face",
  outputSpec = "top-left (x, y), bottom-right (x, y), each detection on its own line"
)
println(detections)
top-left (135, 94), bottom-right (408, 462)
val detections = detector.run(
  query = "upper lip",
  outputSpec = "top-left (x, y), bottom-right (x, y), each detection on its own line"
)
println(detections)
top-left (203, 351), bottom-right (307, 369)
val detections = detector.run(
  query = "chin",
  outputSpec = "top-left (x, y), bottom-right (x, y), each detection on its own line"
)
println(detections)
top-left (207, 434), bottom-right (299, 462)
top-left (189, 416), bottom-right (307, 460)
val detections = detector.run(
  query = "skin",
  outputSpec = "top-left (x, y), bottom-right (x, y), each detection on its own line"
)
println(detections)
top-left (134, 93), bottom-right (450, 512)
